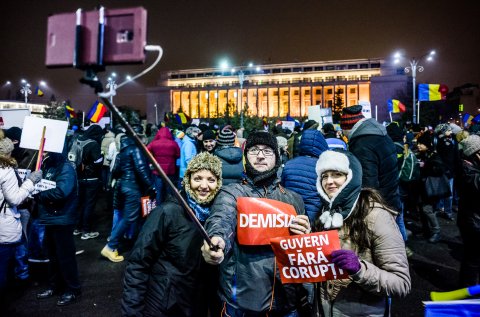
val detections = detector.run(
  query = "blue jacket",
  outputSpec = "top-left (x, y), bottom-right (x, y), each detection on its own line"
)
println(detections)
top-left (36, 153), bottom-right (79, 226)
top-left (281, 129), bottom-right (329, 223)
top-left (180, 135), bottom-right (197, 179)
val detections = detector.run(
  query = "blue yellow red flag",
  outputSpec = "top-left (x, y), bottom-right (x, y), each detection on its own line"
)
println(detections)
top-left (35, 86), bottom-right (44, 97)
top-left (65, 104), bottom-right (77, 119)
top-left (418, 84), bottom-right (448, 101)
top-left (175, 112), bottom-right (190, 124)
top-left (387, 99), bottom-right (406, 113)
top-left (87, 101), bottom-right (107, 123)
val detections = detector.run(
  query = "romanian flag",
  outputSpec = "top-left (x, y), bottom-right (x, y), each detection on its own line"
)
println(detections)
top-left (286, 113), bottom-right (301, 127)
top-left (463, 113), bottom-right (473, 126)
top-left (472, 114), bottom-right (480, 124)
top-left (65, 104), bottom-right (77, 119)
top-left (175, 112), bottom-right (190, 124)
top-left (35, 86), bottom-right (44, 97)
top-left (418, 84), bottom-right (448, 101)
top-left (387, 99), bottom-right (406, 113)
top-left (87, 101), bottom-right (107, 123)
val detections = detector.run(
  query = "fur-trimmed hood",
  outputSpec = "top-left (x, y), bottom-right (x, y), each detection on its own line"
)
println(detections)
top-left (315, 150), bottom-right (362, 229)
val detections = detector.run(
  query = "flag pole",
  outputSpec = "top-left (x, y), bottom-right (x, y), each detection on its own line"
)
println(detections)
top-left (98, 95), bottom-right (217, 250)
top-left (375, 105), bottom-right (378, 121)
top-left (389, 111), bottom-right (393, 123)
top-left (417, 101), bottom-right (420, 125)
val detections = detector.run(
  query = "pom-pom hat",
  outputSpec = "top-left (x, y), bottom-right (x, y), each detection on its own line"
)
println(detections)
top-left (462, 135), bottom-right (480, 157)
top-left (340, 105), bottom-right (365, 131)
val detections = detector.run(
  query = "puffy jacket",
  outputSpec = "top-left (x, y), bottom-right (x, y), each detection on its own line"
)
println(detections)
top-left (436, 135), bottom-right (458, 178)
top-left (0, 165), bottom-right (35, 244)
top-left (281, 130), bottom-right (329, 223)
top-left (180, 135), bottom-right (197, 179)
top-left (458, 158), bottom-right (480, 233)
top-left (147, 127), bottom-right (180, 176)
top-left (122, 193), bottom-right (216, 316)
top-left (214, 146), bottom-right (244, 185)
top-left (101, 131), bottom-right (115, 166)
top-left (317, 203), bottom-right (411, 316)
top-left (36, 153), bottom-right (78, 226)
top-left (77, 125), bottom-right (104, 179)
top-left (114, 136), bottom-right (153, 191)
top-left (348, 119), bottom-right (401, 211)
top-left (205, 179), bottom-right (305, 313)
top-left (416, 150), bottom-right (447, 202)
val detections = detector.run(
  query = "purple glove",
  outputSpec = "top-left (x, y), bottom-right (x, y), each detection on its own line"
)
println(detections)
top-left (331, 249), bottom-right (361, 275)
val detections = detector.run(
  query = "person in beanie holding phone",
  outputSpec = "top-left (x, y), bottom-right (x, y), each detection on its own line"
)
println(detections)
top-left (202, 131), bottom-right (311, 316)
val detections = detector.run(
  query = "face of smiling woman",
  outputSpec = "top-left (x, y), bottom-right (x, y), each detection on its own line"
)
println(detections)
top-left (190, 169), bottom-right (219, 202)
top-left (321, 170), bottom-right (347, 198)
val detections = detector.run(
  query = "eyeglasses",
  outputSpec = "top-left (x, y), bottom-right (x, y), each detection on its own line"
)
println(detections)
top-left (247, 147), bottom-right (275, 157)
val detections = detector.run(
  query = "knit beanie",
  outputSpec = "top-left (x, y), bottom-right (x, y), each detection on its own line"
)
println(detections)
top-left (0, 129), bottom-right (15, 155)
top-left (386, 122), bottom-right (404, 143)
top-left (5, 127), bottom-right (22, 142)
top-left (217, 128), bottom-right (236, 147)
top-left (202, 129), bottom-right (216, 141)
top-left (185, 126), bottom-right (201, 139)
top-left (244, 131), bottom-right (281, 185)
top-left (276, 136), bottom-right (288, 149)
top-left (416, 131), bottom-right (434, 150)
top-left (175, 130), bottom-right (185, 139)
top-left (462, 135), bottom-right (480, 157)
top-left (182, 152), bottom-right (223, 204)
top-left (340, 105), bottom-right (365, 131)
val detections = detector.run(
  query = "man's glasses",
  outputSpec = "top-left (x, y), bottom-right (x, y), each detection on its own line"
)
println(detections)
top-left (247, 147), bottom-right (275, 157)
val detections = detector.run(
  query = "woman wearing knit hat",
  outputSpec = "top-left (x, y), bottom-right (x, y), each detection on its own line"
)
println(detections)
top-left (457, 135), bottom-right (480, 287)
top-left (0, 130), bottom-right (42, 294)
top-left (314, 150), bottom-right (410, 316)
top-left (122, 152), bottom-right (222, 316)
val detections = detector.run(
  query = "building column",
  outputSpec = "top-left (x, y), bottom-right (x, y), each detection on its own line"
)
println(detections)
top-left (277, 86), bottom-right (280, 116)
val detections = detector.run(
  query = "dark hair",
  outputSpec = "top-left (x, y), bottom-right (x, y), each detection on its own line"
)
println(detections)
top-left (344, 187), bottom-right (389, 254)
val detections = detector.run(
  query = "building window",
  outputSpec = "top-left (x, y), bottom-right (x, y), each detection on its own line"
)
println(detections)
top-left (360, 75), bottom-right (369, 80)
top-left (337, 88), bottom-right (344, 94)
top-left (293, 90), bottom-right (299, 95)
top-left (272, 69), bottom-right (281, 73)
top-left (348, 64), bottom-right (358, 69)
top-left (304, 67), bottom-right (312, 72)
top-left (327, 100), bottom-right (333, 107)
top-left (305, 90), bottom-right (310, 95)
top-left (327, 89), bottom-right (333, 94)
top-left (283, 91), bottom-right (289, 96)
top-left (273, 91), bottom-right (279, 96)
top-left (314, 66), bottom-right (324, 71)
top-left (315, 89), bottom-right (322, 95)
top-left (326, 65), bottom-right (335, 71)
top-left (350, 88), bottom-right (356, 94)
top-left (325, 76), bottom-right (335, 82)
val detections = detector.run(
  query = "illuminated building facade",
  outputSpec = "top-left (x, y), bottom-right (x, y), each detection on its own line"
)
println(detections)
top-left (146, 58), bottom-right (409, 123)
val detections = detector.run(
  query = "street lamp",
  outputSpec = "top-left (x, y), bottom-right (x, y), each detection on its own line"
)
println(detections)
top-left (20, 79), bottom-right (31, 105)
top-left (394, 50), bottom-right (436, 124)
top-left (154, 103), bottom-right (158, 126)
top-left (106, 73), bottom-right (117, 128)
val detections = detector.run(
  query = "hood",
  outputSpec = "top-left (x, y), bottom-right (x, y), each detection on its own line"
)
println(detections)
top-left (80, 124), bottom-right (103, 143)
top-left (120, 135), bottom-right (135, 150)
top-left (104, 131), bottom-right (115, 139)
top-left (153, 127), bottom-right (173, 141)
top-left (315, 150), bottom-right (362, 229)
top-left (348, 118), bottom-right (387, 141)
top-left (214, 146), bottom-right (243, 164)
top-left (299, 130), bottom-right (329, 157)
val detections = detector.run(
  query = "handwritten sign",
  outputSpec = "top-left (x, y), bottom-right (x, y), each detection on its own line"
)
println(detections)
top-left (141, 196), bottom-right (157, 217)
top-left (32, 179), bottom-right (56, 195)
top-left (270, 230), bottom-right (349, 283)
top-left (237, 197), bottom-right (297, 245)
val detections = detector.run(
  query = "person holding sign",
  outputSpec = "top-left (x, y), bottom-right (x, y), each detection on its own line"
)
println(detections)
top-left (202, 131), bottom-right (310, 317)
top-left (122, 152), bottom-right (223, 316)
top-left (0, 130), bottom-right (42, 297)
top-left (314, 150), bottom-right (411, 316)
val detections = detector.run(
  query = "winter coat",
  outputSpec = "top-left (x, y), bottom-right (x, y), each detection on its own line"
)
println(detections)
top-left (77, 125), bottom-right (104, 179)
top-left (281, 129), bottom-right (329, 223)
top-left (36, 153), bottom-right (78, 226)
top-left (0, 164), bottom-right (35, 244)
top-left (348, 118), bottom-right (401, 211)
top-left (436, 135), bottom-right (458, 178)
top-left (214, 146), bottom-right (244, 185)
top-left (180, 135), bottom-right (197, 179)
top-left (147, 127), bottom-right (180, 176)
top-left (317, 203), bottom-right (411, 316)
top-left (122, 193), bottom-right (216, 317)
top-left (416, 150), bottom-right (446, 202)
top-left (205, 179), bottom-right (306, 313)
top-left (457, 158), bottom-right (480, 233)
top-left (101, 131), bottom-right (115, 167)
top-left (113, 136), bottom-right (153, 192)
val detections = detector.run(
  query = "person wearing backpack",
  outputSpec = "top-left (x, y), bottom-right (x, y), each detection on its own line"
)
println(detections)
top-left (72, 125), bottom-right (104, 240)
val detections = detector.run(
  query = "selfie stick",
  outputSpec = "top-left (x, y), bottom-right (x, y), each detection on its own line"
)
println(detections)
top-left (97, 48), bottom-right (216, 250)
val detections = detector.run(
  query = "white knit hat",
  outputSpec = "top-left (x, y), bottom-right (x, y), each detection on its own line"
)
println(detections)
top-left (316, 150), bottom-right (350, 178)
top-left (462, 135), bottom-right (480, 157)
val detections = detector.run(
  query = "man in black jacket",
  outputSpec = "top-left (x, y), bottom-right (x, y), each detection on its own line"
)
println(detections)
top-left (101, 128), bottom-right (154, 263)
top-left (73, 124), bottom-right (104, 240)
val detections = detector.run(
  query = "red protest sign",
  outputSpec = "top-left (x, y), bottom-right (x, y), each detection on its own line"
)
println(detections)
top-left (270, 231), bottom-right (349, 283)
top-left (237, 197), bottom-right (297, 245)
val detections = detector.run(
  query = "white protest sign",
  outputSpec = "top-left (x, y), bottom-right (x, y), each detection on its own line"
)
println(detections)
top-left (358, 100), bottom-right (372, 119)
top-left (97, 117), bottom-right (110, 129)
top-left (281, 121), bottom-right (295, 132)
top-left (308, 105), bottom-right (321, 122)
top-left (20, 117), bottom-right (68, 153)
top-left (32, 179), bottom-right (56, 195)
top-left (0, 109), bottom-right (31, 129)
top-left (191, 118), bottom-right (200, 126)
top-left (308, 106), bottom-right (333, 128)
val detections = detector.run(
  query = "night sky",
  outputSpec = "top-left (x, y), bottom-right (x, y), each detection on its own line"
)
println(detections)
top-left (1, 0), bottom-right (479, 113)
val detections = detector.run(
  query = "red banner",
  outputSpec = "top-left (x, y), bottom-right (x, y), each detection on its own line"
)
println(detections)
top-left (270, 231), bottom-right (349, 283)
top-left (237, 197), bottom-right (297, 245)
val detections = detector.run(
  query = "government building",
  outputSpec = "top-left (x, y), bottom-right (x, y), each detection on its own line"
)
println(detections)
top-left (146, 58), bottom-right (409, 124)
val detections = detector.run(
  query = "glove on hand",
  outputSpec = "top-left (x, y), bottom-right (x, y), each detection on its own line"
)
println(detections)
top-left (27, 170), bottom-right (43, 185)
top-left (331, 249), bottom-right (361, 275)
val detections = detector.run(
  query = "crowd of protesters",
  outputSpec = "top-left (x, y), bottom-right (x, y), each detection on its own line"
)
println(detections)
top-left (1, 105), bottom-right (479, 316)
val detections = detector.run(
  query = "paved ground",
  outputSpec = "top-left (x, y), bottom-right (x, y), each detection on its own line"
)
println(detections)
top-left (3, 192), bottom-right (464, 317)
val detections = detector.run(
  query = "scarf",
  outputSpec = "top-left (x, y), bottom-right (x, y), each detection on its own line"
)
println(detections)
top-left (186, 192), bottom-right (211, 222)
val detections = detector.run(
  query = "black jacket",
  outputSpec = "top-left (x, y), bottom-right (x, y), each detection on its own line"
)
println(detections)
top-left (122, 193), bottom-right (216, 317)
top-left (458, 158), bottom-right (480, 233)
top-left (348, 119), bottom-right (401, 211)
top-left (214, 146), bottom-right (244, 185)
top-left (36, 153), bottom-right (78, 226)
top-left (78, 125), bottom-right (103, 179)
